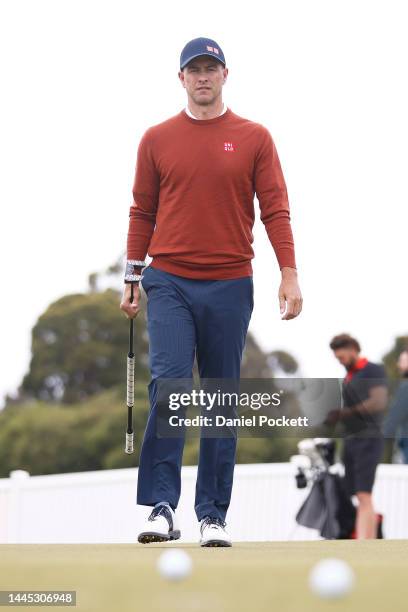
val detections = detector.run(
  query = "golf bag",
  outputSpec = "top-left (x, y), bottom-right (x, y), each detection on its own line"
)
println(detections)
top-left (291, 438), bottom-right (383, 539)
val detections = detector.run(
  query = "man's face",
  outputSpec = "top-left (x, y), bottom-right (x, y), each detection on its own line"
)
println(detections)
top-left (178, 56), bottom-right (228, 106)
top-left (333, 347), bottom-right (359, 369)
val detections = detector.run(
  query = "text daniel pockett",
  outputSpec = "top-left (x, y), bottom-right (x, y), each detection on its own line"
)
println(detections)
top-left (168, 415), bottom-right (309, 428)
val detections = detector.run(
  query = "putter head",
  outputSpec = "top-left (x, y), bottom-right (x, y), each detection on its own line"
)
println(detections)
top-left (125, 432), bottom-right (134, 454)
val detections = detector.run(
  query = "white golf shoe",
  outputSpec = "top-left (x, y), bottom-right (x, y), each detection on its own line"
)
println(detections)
top-left (199, 517), bottom-right (232, 547)
top-left (138, 502), bottom-right (181, 544)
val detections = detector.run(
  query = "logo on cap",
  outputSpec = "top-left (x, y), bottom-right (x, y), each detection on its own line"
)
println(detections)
top-left (206, 45), bottom-right (219, 54)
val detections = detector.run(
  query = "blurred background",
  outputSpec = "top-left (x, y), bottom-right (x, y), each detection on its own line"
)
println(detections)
top-left (1, 0), bottom-right (407, 477)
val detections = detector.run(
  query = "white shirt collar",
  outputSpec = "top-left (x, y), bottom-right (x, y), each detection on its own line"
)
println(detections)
top-left (185, 103), bottom-right (227, 119)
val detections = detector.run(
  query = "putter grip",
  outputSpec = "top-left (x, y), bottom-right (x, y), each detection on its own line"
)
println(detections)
top-left (127, 355), bottom-right (135, 407)
top-left (125, 431), bottom-right (134, 454)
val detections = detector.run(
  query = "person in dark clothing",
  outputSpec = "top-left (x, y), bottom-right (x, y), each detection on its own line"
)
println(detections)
top-left (383, 349), bottom-right (408, 463)
top-left (328, 334), bottom-right (388, 539)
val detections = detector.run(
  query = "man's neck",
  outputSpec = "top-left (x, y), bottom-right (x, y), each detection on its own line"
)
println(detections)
top-left (185, 101), bottom-right (227, 120)
top-left (346, 356), bottom-right (368, 372)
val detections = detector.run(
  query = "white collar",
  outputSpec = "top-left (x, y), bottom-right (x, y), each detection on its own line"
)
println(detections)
top-left (185, 103), bottom-right (227, 119)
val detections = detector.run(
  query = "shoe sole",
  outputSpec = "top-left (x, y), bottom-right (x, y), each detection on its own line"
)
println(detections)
top-left (200, 539), bottom-right (232, 547)
top-left (138, 530), bottom-right (181, 544)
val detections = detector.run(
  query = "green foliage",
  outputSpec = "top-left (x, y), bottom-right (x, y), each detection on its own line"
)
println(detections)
top-left (236, 437), bottom-right (299, 463)
top-left (21, 289), bottom-right (149, 404)
top-left (0, 387), bottom-right (300, 478)
top-left (0, 386), bottom-right (142, 477)
top-left (268, 350), bottom-right (298, 374)
top-left (4, 262), bottom-right (302, 476)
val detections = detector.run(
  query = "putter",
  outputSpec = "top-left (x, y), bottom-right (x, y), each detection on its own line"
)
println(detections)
top-left (125, 283), bottom-right (135, 454)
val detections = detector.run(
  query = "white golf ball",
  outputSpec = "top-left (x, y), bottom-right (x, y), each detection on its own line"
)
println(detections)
top-left (309, 558), bottom-right (355, 599)
top-left (157, 549), bottom-right (193, 581)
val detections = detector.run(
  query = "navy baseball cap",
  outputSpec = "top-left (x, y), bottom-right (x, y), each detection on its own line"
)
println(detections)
top-left (180, 37), bottom-right (226, 70)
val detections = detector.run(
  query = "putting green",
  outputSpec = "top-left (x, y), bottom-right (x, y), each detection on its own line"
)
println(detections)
top-left (1, 541), bottom-right (407, 611)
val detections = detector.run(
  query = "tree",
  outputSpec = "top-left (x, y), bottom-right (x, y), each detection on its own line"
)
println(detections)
top-left (0, 386), bottom-right (148, 476)
top-left (0, 385), bottom-right (302, 477)
top-left (4, 254), bottom-right (304, 475)
top-left (21, 289), bottom-right (149, 404)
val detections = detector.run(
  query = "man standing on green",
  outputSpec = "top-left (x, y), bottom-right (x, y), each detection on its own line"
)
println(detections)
top-left (329, 334), bottom-right (388, 539)
top-left (121, 37), bottom-right (302, 546)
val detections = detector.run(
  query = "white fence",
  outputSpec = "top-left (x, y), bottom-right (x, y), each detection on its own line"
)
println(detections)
top-left (0, 463), bottom-right (407, 543)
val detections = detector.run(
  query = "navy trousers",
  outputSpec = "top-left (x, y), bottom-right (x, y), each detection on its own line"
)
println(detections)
top-left (136, 265), bottom-right (254, 522)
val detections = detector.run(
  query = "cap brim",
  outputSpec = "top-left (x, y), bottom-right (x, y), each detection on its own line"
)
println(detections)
top-left (180, 52), bottom-right (225, 70)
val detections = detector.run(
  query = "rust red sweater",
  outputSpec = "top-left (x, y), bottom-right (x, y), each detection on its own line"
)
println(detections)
top-left (127, 107), bottom-right (296, 279)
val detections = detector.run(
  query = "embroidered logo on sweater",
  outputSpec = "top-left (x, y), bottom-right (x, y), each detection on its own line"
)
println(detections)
top-left (224, 142), bottom-right (235, 152)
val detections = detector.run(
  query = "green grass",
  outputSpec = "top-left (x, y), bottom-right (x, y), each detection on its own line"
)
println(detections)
top-left (1, 541), bottom-right (407, 611)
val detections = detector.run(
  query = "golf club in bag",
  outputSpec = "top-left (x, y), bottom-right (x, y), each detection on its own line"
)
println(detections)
top-left (291, 438), bottom-right (383, 539)
top-left (125, 283), bottom-right (135, 454)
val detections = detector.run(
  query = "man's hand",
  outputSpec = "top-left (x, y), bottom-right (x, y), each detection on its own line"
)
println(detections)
top-left (279, 267), bottom-right (303, 320)
top-left (120, 283), bottom-right (141, 319)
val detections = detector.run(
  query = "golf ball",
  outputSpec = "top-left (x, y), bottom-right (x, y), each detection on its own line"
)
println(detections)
top-left (309, 558), bottom-right (355, 599)
top-left (157, 549), bottom-right (193, 581)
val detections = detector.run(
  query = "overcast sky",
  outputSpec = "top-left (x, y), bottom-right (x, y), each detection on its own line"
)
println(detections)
top-left (1, 0), bottom-right (407, 407)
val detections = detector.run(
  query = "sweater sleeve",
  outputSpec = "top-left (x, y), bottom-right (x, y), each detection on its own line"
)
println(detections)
top-left (254, 127), bottom-right (296, 269)
top-left (127, 129), bottom-right (160, 261)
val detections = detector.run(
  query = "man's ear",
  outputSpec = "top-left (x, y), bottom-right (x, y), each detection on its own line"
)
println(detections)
top-left (178, 70), bottom-right (186, 88)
